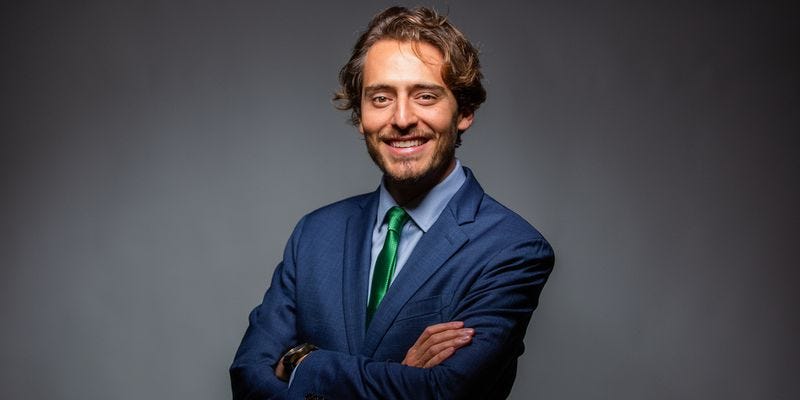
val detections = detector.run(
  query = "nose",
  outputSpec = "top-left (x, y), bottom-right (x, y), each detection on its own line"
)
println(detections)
top-left (390, 98), bottom-right (418, 132)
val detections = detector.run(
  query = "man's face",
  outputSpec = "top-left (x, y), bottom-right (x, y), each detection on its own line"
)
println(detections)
top-left (359, 39), bottom-right (474, 187)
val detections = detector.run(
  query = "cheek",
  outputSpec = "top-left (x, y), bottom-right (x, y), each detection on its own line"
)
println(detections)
top-left (359, 114), bottom-right (383, 135)
top-left (420, 108), bottom-right (458, 131)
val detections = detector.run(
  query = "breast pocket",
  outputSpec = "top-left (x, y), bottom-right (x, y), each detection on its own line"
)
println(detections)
top-left (394, 293), bottom-right (452, 323)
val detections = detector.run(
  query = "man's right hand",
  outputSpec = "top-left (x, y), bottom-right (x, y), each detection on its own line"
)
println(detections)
top-left (401, 321), bottom-right (474, 368)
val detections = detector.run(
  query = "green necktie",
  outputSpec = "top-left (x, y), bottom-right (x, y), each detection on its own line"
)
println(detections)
top-left (367, 206), bottom-right (410, 325)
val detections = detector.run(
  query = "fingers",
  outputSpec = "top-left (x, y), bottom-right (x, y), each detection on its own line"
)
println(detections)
top-left (423, 346), bottom-right (455, 368)
top-left (417, 328), bottom-right (474, 366)
top-left (410, 321), bottom-right (464, 349)
top-left (402, 321), bottom-right (475, 368)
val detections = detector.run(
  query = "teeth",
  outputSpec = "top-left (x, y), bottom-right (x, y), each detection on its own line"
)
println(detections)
top-left (390, 139), bottom-right (423, 148)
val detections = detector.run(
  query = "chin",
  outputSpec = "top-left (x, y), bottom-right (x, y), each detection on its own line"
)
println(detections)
top-left (384, 157), bottom-right (453, 187)
top-left (383, 164), bottom-right (428, 185)
top-left (368, 144), bottom-right (453, 188)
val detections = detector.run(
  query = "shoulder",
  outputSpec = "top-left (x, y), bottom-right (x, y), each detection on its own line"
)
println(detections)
top-left (463, 194), bottom-right (556, 275)
top-left (456, 190), bottom-right (554, 265)
top-left (301, 192), bottom-right (373, 223)
top-left (455, 170), bottom-right (548, 242)
top-left (287, 191), bottom-right (375, 240)
top-left (477, 194), bottom-right (547, 241)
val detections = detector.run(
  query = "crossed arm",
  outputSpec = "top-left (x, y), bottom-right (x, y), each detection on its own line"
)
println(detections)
top-left (275, 321), bottom-right (474, 380)
top-left (230, 220), bottom-right (554, 399)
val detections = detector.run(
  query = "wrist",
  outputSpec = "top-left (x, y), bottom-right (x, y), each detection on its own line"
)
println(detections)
top-left (278, 343), bottom-right (318, 381)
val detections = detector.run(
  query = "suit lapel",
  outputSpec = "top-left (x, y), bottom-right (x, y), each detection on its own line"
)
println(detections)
top-left (341, 191), bottom-right (379, 354)
top-left (362, 170), bottom-right (484, 356)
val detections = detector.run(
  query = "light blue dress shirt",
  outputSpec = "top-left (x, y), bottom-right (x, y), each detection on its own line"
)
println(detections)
top-left (366, 159), bottom-right (467, 302)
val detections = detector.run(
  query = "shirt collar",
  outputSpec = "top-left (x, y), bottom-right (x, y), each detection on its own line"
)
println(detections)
top-left (376, 159), bottom-right (467, 233)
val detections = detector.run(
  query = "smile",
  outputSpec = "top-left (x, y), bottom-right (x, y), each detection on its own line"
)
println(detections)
top-left (387, 139), bottom-right (426, 148)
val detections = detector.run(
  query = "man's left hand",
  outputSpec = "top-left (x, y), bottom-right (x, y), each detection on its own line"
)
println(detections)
top-left (402, 321), bottom-right (474, 368)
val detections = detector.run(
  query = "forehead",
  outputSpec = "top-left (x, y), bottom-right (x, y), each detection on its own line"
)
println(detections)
top-left (362, 39), bottom-right (446, 88)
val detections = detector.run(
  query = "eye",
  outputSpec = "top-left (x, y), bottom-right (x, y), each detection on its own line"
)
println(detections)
top-left (371, 95), bottom-right (392, 107)
top-left (416, 93), bottom-right (437, 105)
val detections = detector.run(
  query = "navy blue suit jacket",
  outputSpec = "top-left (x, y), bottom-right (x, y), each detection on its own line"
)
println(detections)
top-left (231, 168), bottom-right (554, 399)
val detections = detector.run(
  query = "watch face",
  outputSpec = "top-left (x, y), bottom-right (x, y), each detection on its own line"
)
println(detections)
top-left (283, 343), bottom-right (317, 374)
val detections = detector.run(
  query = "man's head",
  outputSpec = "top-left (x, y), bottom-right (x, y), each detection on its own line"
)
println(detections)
top-left (335, 7), bottom-right (486, 200)
top-left (334, 6), bottom-right (486, 145)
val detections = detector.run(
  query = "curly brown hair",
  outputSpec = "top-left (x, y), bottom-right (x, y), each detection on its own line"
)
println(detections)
top-left (333, 6), bottom-right (486, 145)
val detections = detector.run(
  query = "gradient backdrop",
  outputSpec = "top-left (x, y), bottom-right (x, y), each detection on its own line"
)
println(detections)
top-left (2, 1), bottom-right (798, 399)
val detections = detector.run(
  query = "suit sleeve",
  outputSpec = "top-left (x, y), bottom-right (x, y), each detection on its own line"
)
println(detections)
top-left (285, 237), bottom-right (554, 400)
top-left (230, 218), bottom-right (308, 400)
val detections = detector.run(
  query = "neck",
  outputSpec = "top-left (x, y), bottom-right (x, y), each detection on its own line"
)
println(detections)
top-left (385, 160), bottom-right (456, 206)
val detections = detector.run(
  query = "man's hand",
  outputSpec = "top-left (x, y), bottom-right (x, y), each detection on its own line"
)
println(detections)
top-left (275, 353), bottom-right (313, 382)
top-left (275, 355), bottom-right (289, 381)
top-left (402, 321), bottom-right (474, 368)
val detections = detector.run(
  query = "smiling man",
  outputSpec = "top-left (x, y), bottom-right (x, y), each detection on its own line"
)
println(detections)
top-left (231, 7), bottom-right (554, 400)
top-left (358, 39), bottom-right (473, 205)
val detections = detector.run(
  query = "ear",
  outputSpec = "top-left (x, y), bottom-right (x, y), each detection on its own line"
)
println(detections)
top-left (456, 112), bottom-right (474, 132)
top-left (358, 120), bottom-right (365, 135)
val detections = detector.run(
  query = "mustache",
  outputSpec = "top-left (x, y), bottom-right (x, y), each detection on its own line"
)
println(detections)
top-left (377, 128), bottom-right (434, 141)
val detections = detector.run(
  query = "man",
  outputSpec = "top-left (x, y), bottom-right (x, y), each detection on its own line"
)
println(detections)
top-left (231, 6), bottom-right (554, 399)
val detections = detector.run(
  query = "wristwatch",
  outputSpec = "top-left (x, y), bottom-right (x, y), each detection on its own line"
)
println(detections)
top-left (280, 343), bottom-right (318, 380)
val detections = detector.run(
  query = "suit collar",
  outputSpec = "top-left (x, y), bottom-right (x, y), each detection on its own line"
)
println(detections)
top-left (448, 166), bottom-right (483, 225)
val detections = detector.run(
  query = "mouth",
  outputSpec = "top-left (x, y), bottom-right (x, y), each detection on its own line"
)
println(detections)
top-left (388, 138), bottom-right (426, 148)
top-left (384, 136), bottom-right (429, 149)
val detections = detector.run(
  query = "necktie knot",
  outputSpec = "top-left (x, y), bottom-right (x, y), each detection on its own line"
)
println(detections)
top-left (384, 206), bottom-right (410, 233)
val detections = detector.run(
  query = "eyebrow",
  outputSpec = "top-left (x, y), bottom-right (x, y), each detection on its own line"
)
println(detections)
top-left (363, 83), bottom-right (447, 96)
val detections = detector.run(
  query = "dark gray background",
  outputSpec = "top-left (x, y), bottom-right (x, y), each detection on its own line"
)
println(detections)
top-left (2, 1), bottom-right (798, 399)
